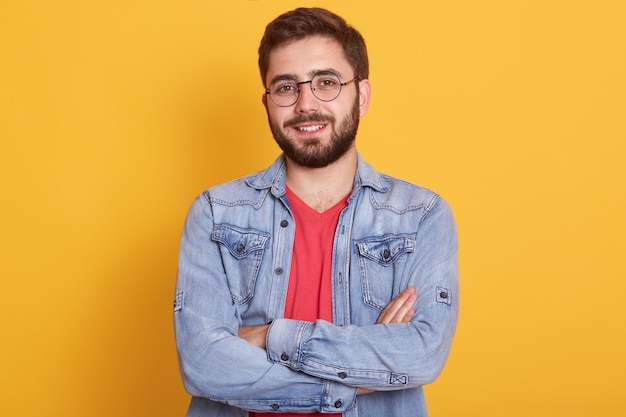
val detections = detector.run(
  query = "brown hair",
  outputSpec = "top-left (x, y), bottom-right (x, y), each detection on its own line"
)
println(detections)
top-left (258, 7), bottom-right (369, 86)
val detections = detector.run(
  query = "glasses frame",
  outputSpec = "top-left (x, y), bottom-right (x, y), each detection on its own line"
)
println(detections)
top-left (265, 72), bottom-right (359, 107)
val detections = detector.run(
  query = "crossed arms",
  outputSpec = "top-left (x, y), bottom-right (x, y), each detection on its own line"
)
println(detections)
top-left (238, 286), bottom-right (418, 348)
top-left (239, 286), bottom-right (418, 396)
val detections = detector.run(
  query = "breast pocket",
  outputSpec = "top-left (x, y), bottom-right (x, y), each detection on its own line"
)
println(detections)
top-left (355, 234), bottom-right (415, 310)
top-left (212, 224), bottom-right (269, 305)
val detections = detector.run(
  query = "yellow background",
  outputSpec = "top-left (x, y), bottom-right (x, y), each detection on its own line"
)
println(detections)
top-left (1, 1), bottom-right (625, 416)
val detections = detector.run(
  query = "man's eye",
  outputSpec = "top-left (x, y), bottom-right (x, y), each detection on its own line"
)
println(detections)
top-left (274, 84), bottom-right (297, 95)
top-left (316, 78), bottom-right (337, 89)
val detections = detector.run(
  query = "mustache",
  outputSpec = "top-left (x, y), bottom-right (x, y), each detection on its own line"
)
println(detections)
top-left (284, 114), bottom-right (335, 128)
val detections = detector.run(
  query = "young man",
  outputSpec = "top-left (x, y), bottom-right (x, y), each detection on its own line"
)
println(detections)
top-left (174, 7), bottom-right (458, 417)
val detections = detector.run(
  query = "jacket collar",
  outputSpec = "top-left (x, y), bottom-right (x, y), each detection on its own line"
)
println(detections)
top-left (246, 153), bottom-right (390, 197)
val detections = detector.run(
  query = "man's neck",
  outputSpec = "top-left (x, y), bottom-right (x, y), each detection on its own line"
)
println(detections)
top-left (285, 150), bottom-right (357, 213)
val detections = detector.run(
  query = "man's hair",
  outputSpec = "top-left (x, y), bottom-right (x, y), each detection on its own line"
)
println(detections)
top-left (258, 7), bottom-right (369, 86)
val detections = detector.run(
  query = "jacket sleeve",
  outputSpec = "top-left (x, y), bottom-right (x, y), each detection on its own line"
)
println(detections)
top-left (174, 195), bottom-right (356, 413)
top-left (265, 197), bottom-right (459, 390)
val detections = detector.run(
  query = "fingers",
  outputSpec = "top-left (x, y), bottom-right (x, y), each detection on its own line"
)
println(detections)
top-left (376, 286), bottom-right (417, 325)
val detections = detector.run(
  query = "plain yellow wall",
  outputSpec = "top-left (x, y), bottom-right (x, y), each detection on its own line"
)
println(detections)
top-left (1, 1), bottom-right (625, 416)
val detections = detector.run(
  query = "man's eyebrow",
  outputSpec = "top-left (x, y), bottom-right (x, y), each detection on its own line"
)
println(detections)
top-left (269, 69), bottom-right (344, 85)
top-left (268, 74), bottom-right (298, 86)
top-left (308, 68), bottom-right (342, 78)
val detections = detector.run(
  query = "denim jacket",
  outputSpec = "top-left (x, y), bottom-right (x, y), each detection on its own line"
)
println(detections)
top-left (174, 154), bottom-right (458, 417)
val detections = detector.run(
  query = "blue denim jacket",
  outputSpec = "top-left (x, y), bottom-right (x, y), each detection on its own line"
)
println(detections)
top-left (174, 154), bottom-right (458, 417)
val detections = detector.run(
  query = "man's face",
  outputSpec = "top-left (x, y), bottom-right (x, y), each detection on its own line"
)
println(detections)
top-left (263, 36), bottom-right (370, 168)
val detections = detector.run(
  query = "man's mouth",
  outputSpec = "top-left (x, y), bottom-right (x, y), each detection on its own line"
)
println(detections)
top-left (297, 124), bottom-right (326, 133)
top-left (284, 115), bottom-right (333, 133)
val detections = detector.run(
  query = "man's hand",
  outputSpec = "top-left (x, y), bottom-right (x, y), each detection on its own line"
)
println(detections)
top-left (375, 286), bottom-right (417, 324)
top-left (238, 323), bottom-right (270, 349)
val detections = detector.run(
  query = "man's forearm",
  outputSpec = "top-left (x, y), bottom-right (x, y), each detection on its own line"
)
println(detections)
top-left (238, 287), bottom-right (417, 348)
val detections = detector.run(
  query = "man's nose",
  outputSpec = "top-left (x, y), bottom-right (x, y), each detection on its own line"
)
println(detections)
top-left (294, 81), bottom-right (320, 113)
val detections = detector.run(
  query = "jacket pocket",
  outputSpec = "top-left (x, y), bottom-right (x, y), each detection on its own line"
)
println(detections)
top-left (355, 234), bottom-right (415, 310)
top-left (212, 224), bottom-right (269, 305)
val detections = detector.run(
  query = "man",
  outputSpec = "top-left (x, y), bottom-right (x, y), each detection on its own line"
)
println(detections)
top-left (174, 7), bottom-right (458, 417)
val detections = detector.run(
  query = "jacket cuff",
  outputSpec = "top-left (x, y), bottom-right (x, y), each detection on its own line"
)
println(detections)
top-left (266, 318), bottom-right (308, 370)
top-left (266, 319), bottom-right (356, 413)
top-left (321, 379), bottom-right (357, 413)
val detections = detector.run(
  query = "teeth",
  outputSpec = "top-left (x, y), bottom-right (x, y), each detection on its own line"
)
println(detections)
top-left (298, 125), bottom-right (324, 132)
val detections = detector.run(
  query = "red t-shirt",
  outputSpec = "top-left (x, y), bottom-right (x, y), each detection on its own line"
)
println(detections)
top-left (251, 188), bottom-right (348, 417)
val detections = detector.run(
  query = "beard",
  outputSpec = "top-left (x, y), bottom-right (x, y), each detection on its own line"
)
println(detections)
top-left (268, 98), bottom-right (360, 169)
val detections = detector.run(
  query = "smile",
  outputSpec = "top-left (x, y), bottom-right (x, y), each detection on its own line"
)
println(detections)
top-left (297, 124), bottom-right (326, 132)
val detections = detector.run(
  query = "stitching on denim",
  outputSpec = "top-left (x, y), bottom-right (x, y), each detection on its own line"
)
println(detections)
top-left (436, 286), bottom-right (451, 306)
top-left (390, 373), bottom-right (408, 384)
top-left (206, 188), bottom-right (270, 209)
top-left (174, 291), bottom-right (184, 312)
top-left (420, 194), bottom-right (441, 223)
top-left (369, 192), bottom-right (427, 214)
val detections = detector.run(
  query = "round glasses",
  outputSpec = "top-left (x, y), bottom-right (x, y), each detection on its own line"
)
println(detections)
top-left (265, 72), bottom-right (359, 107)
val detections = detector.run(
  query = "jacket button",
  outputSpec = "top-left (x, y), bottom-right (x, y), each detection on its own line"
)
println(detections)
top-left (334, 400), bottom-right (343, 408)
top-left (338, 372), bottom-right (347, 379)
top-left (275, 268), bottom-right (283, 275)
top-left (236, 243), bottom-right (245, 253)
top-left (280, 220), bottom-right (289, 227)
top-left (439, 291), bottom-right (448, 299)
top-left (280, 353), bottom-right (289, 361)
top-left (383, 249), bottom-right (391, 259)
top-left (270, 404), bottom-right (280, 411)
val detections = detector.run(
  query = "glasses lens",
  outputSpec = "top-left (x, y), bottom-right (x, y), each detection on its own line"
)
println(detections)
top-left (269, 80), bottom-right (298, 106)
top-left (311, 73), bottom-right (341, 102)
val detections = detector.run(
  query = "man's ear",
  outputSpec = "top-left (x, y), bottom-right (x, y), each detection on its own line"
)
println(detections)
top-left (358, 79), bottom-right (371, 117)
top-left (262, 93), bottom-right (268, 111)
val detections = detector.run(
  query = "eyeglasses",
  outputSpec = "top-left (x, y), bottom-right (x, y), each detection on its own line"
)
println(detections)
top-left (265, 71), bottom-right (359, 107)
